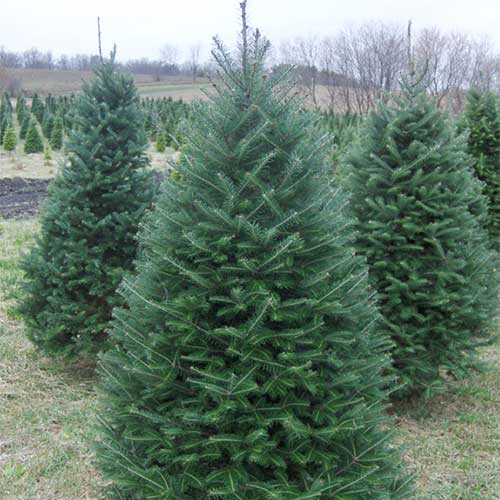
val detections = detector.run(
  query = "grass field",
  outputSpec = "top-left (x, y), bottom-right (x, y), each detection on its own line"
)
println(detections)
top-left (137, 82), bottom-right (210, 99)
top-left (0, 219), bottom-right (499, 499)
top-left (2, 68), bottom-right (209, 101)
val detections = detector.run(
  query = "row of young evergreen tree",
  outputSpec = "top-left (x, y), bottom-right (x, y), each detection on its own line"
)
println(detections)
top-left (0, 92), bottom-right (67, 153)
top-left (0, 92), bottom-right (17, 151)
top-left (1, 90), bottom-right (190, 155)
top-left (18, 7), bottom-right (500, 497)
top-left (142, 96), bottom-right (191, 151)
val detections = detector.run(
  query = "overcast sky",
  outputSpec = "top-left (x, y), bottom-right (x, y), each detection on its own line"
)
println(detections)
top-left (2, 0), bottom-right (500, 61)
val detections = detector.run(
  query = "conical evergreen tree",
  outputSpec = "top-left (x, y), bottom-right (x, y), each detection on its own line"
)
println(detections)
top-left (50, 114), bottom-right (64, 150)
top-left (0, 93), bottom-right (13, 125)
top-left (43, 143), bottom-right (52, 165)
top-left (24, 118), bottom-right (44, 154)
top-left (42, 108), bottom-right (55, 139)
top-left (155, 128), bottom-right (166, 152)
top-left (0, 113), bottom-right (12, 143)
top-left (20, 51), bottom-right (155, 359)
top-left (95, 13), bottom-right (411, 499)
top-left (342, 81), bottom-right (499, 397)
top-left (16, 95), bottom-right (27, 122)
top-left (19, 113), bottom-right (30, 140)
top-left (2, 92), bottom-right (13, 113)
top-left (31, 93), bottom-right (44, 123)
top-left (144, 108), bottom-right (154, 135)
top-left (3, 125), bottom-right (17, 151)
top-left (461, 89), bottom-right (500, 249)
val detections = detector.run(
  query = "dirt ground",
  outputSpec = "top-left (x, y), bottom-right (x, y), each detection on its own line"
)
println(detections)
top-left (0, 178), bottom-right (50, 219)
top-left (0, 170), bottom-right (169, 220)
top-left (0, 144), bottom-right (177, 219)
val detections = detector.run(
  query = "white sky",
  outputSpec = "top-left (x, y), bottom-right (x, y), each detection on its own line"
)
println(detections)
top-left (1, 0), bottom-right (500, 61)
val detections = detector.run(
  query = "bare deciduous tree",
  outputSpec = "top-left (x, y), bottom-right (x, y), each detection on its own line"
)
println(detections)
top-left (468, 36), bottom-right (500, 92)
top-left (160, 43), bottom-right (179, 67)
top-left (280, 36), bottom-right (320, 106)
top-left (329, 23), bottom-right (406, 112)
top-left (189, 43), bottom-right (202, 83)
top-left (415, 28), bottom-right (476, 110)
top-left (0, 46), bottom-right (22, 68)
top-left (319, 37), bottom-right (338, 111)
top-left (281, 23), bottom-right (499, 114)
top-left (22, 47), bottom-right (54, 69)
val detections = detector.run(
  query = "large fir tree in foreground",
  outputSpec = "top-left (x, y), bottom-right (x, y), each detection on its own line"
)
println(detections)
top-left (20, 51), bottom-right (154, 359)
top-left (461, 89), bottom-right (500, 250)
top-left (95, 11), bottom-right (411, 499)
top-left (342, 81), bottom-right (499, 398)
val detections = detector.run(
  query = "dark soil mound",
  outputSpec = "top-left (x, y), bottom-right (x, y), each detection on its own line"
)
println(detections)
top-left (0, 177), bottom-right (50, 219)
top-left (0, 171), bottom-right (166, 219)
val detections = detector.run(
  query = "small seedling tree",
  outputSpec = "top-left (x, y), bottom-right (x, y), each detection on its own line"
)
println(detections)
top-left (50, 115), bottom-right (64, 150)
top-left (155, 128), bottom-right (166, 152)
top-left (24, 119), bottom-right (44, 153)
top-left (2, 126), bottom-right (16, 151)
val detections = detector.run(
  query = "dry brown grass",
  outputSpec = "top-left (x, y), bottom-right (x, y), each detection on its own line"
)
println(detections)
top-left (0, 143), bottom-right (178, 179)
top-left (0, 220), bottom-right (103, 499)
top-left (395, 356), bottom-right (500, 500)
top-left (4, 68), bottom-right (154, 96)
top-left (3, 68), bottom-right (210, 101)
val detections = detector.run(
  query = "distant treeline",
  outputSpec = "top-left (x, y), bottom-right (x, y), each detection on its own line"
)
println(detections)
top-left (0, 46), bottom-right (207, 79)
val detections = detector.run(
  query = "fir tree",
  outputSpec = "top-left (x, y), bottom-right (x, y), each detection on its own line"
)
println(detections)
top-left (0, 93), bottom-right (13, 125)
top-left (155, 128), bottom-right (166, 152)
top-left (24, 118), bottom-right (44, 154)
top-left (320, 111), bottom-right (361, 166)
top-left (461, 89), bottom-right (500, 249)
top-left (342, 81), bottom-right (499, 397)
top-left (43, 143), bottom-right (52, 165)
top-left (0, 113), bottom-right (11, 143)
top-left (31, 93), bottom-right (44, 123)
top-left (144, 109), bottom-right (154, 135)
top-left (95, 13), bottom-right (411, 499)
top-left (42, 109), bottom-right (55, 139)
top-left (2, 125), bottom-right (16, 151)
top-left (20, 51), bottom-right (154, 359)
top-left (2, 92), bottom-right (13, 113)
top-left (19, 113), bottom-right (30, 140)
top-left (16, 95), bottom-right (27, 122)
top-left (45, 93), bottom-right (57, 113)
top-left (50, 115), bottom-right (64, 150)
